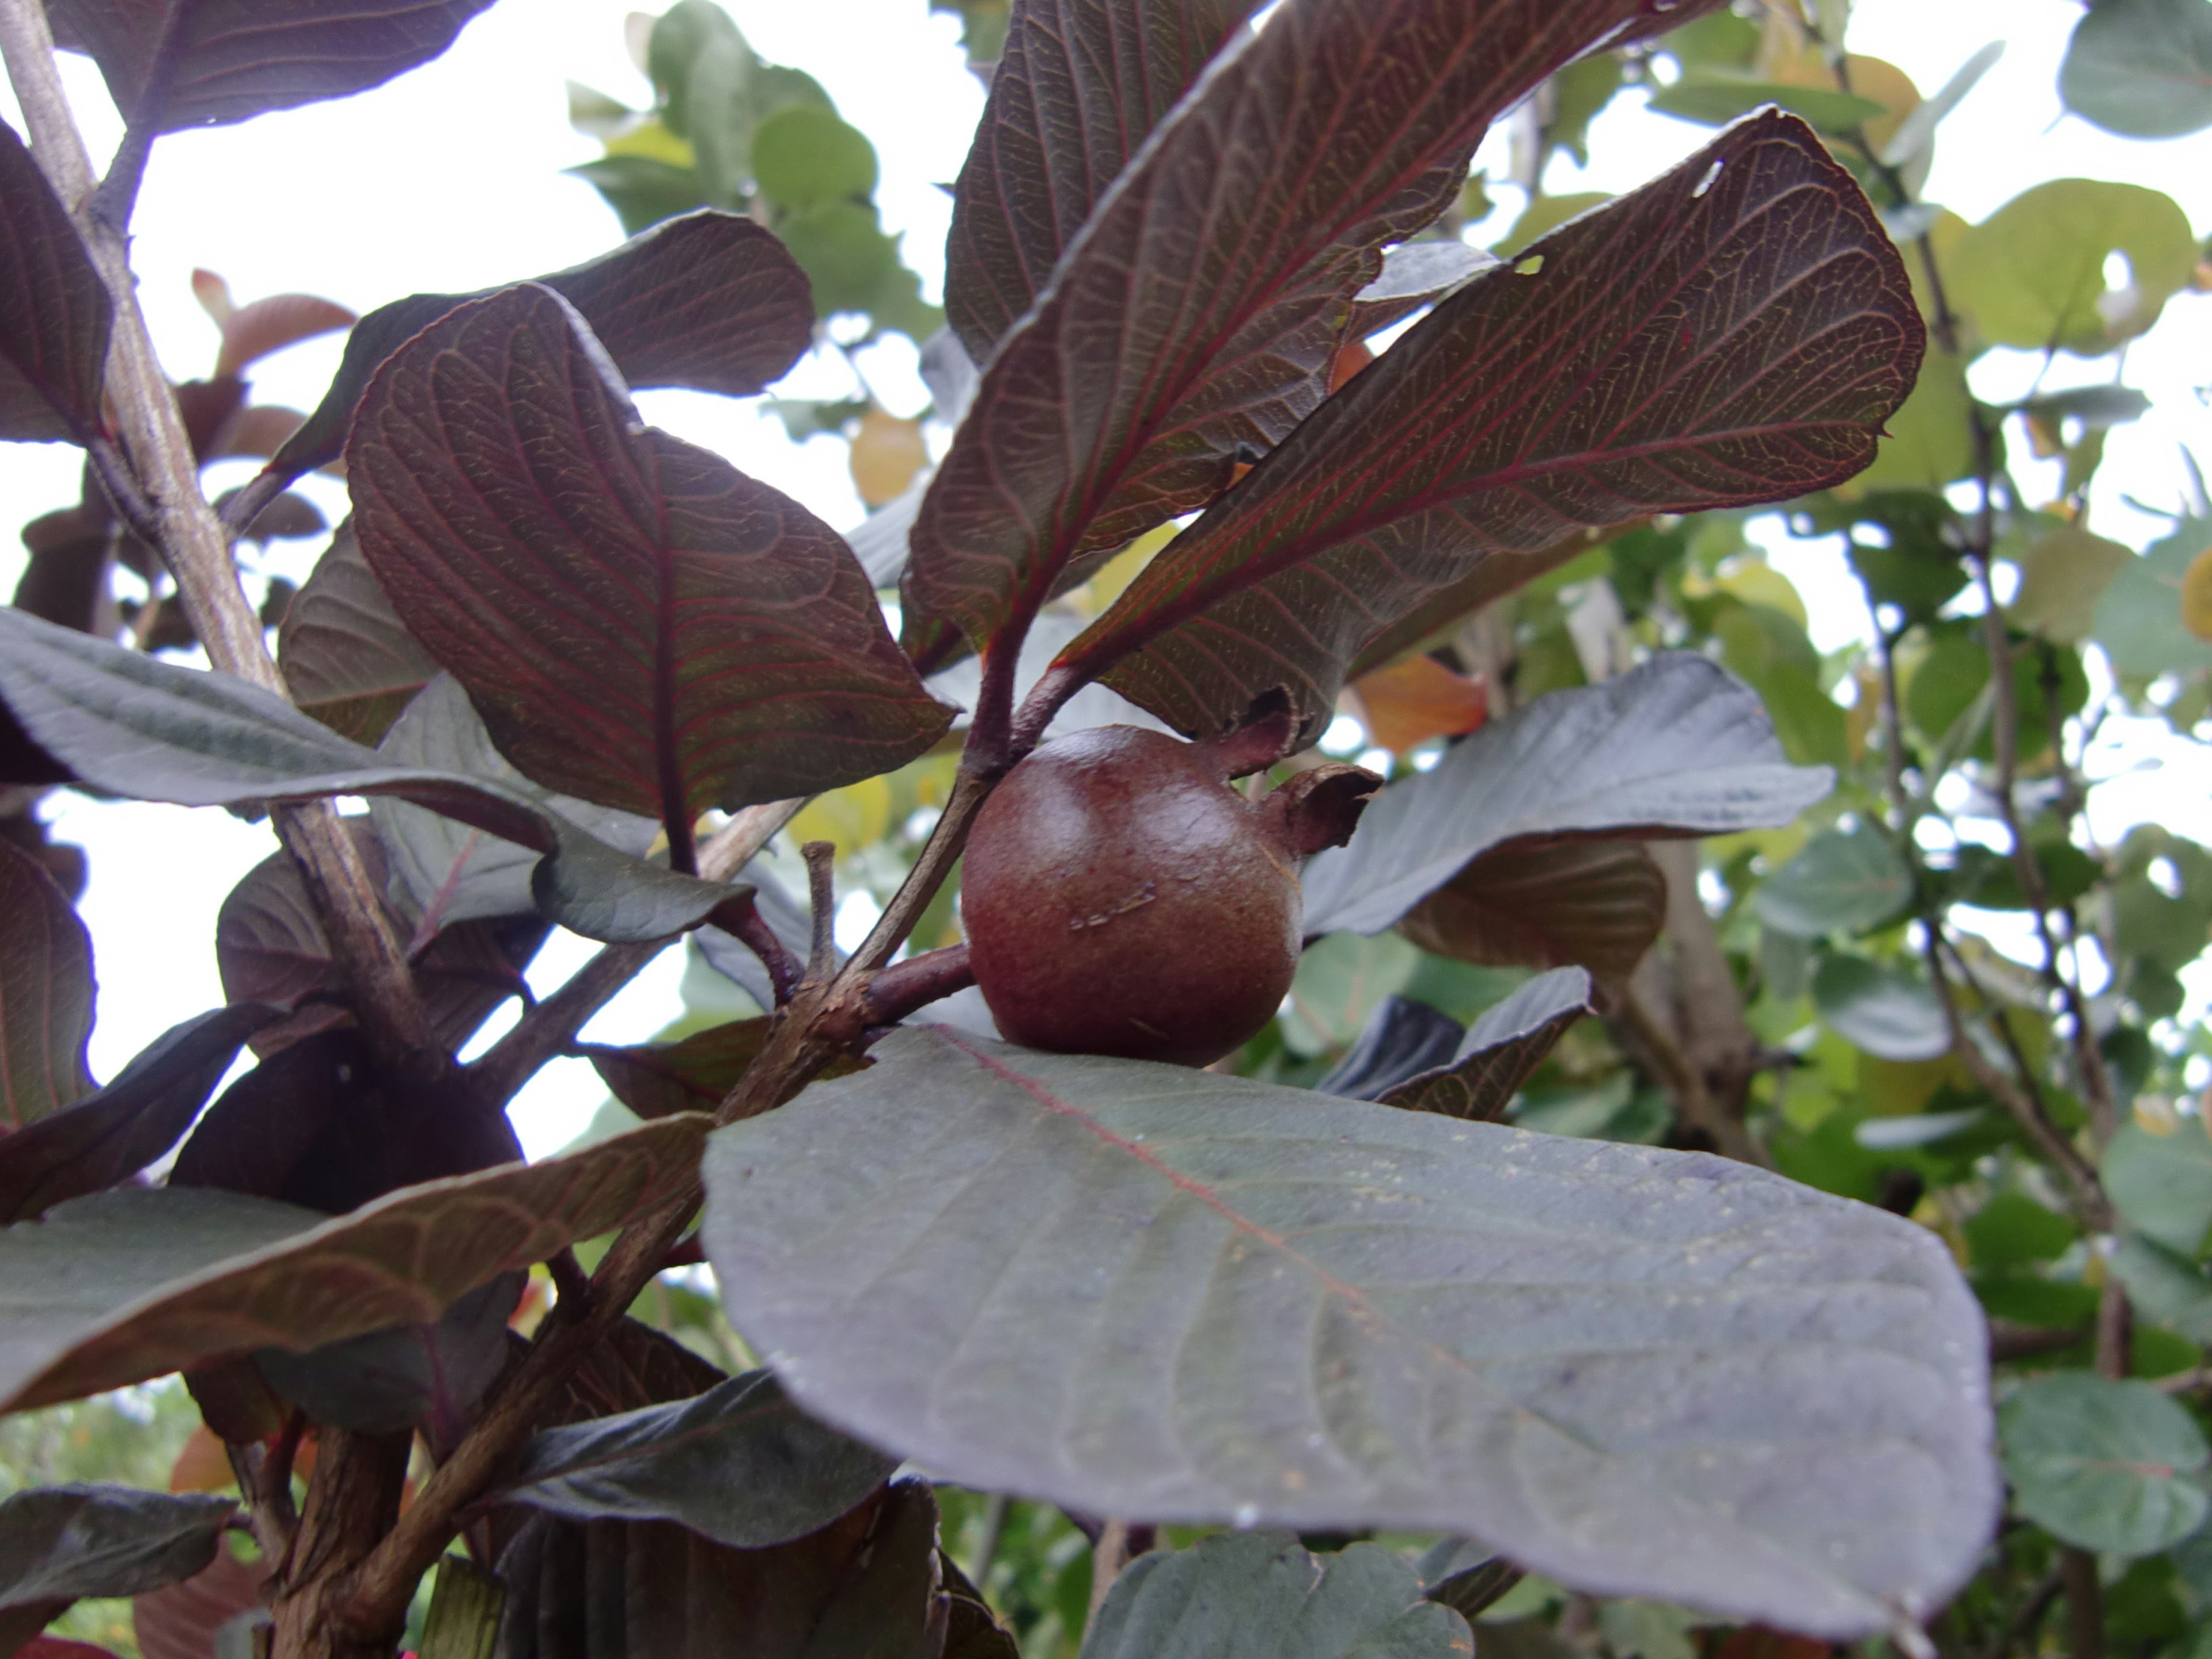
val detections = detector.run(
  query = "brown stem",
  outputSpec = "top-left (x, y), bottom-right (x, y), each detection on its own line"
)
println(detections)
top-left (724, 895), bottom-right (802, 1007)
top-left (2061, 1549), bottom-right (2104, 1659)
top-left (864, 944), bottom-right (974, 1026)
top-left (2094, 1278), bottom-right (2131, 1379)
top-left (802, 840), bottom-right (838, 980)
top-left (1084, 1518), bottom-right (1132, 1639)
top-left (0, 2), bottom-right (436, 1074)
top-left (847, 763), bottom-right (989, 974)
top-left (269, 1429), bottom-right (413, 1658)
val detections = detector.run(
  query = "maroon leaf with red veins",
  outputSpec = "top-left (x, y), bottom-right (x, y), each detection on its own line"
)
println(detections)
top-left (0, 840), bottom-right (95, 1131)
top-left (1045, 111), bottom-right (1926, 741)
top-left (903, 0), bottom-right (1721, 665)
top-left (346, 284), bottom-right (952, 851)
top-left (944, 0), bottom-right (1262, 364)
top-left (0, 118), bottom-right (110, 444)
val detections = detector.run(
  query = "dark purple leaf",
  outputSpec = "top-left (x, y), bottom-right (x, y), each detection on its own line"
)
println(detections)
top-left (275, 517), bottom-right (437, 744)
top-left (494, 1481), bottom-right (946, 1659)
top-left (266, 211), bottom-right (814, 484)
top-left (214, 822), bottom-right (545, 1058)
top-left (0, 1113), bottom-right (710, 1413)
top-left (0, 118), bottom-right (109, 443)
top-left (1378, 967), bottom-right (1597, 1120)
top-left (0, 839), bottom-right (95, 1130)
top-left (131, 1535), bottom-right (266, 1659)
top-left (0, 1006), bottom-right (277, 1224)
top-left (703, 1024), bottom-right (1997, 1635)
top-left (48, 0), bottom-right (498, 132)
top-left (943, 0), bottom-right (1260, 363)
top-left (492, 1368), bottom-right (897, 1547)
top-left (0, 605), bottom-right (753, 945)
top-left (903, 0), bottom-right (1715, 661)
top-left (253, 1270), bottom-right (520, 1435)
top-left (1315, 995), bottom-right (1465, 1101)
top-left (213, 292), bottom-right (354, 378)
top-left (1055, 113), bottom-right (1926, 738)
top-left (1300, 655), bottom-right (1831, 938)
top-left (585, 1019), bottom-right (775, 1122)
top-left (0, 1486), bottom-right (233, 1639)
top-left (1397, 838), bottom-right (1666, 986)
top-left (347, 283), bottom-right (951, 835)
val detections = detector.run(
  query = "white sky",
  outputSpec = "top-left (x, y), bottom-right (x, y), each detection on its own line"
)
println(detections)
top-left (0, 0), bottom-right (2206, 1154)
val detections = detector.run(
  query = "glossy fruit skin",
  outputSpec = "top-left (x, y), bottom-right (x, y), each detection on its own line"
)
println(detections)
top-left (961, 725), bottom-right (1301, 1067)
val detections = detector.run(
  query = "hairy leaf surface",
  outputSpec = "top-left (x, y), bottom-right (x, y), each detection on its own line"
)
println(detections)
top-left (347, 284), bottom-right (950, 832)
top-left (267, 211), bottom-right (813, 484)
top-left (1301, 655), bottom-right (1831, 937)
top-left (0, 119), bottom-right (110, 442)
top-left (1058, 113), bottom-right (1925, 737)
top-left (0, 1114), bottom-right (707, 1412)
top-left (0, 1486), bottom-right (233, 1634)
top-left (943, 0), bottom-right (1259, 362)
top-left (0, 1007), bottom-right (276, 1224)
top-left (703, 1025), bottom-right (1995, 1635)
top-left (0, 607), bottom-right (747, 944)
top-left (904, 0), bottom-right (1718, 658)
top-left (1081, 1531), bottom-right (1471, 1659)
top-left (0, 840), bottom-right (94, 1130)
top-left (49, 0), bottom-right (497, 131)
top-left (495, 1369), bottom-right (897, 1547)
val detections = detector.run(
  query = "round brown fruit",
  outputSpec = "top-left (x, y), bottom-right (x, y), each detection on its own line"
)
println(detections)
top-left (961, 725), bottom-right (1302, 1067)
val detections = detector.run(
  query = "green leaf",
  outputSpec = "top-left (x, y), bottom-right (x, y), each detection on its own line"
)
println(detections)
top-left (1081, 1532), bottom-right (1472, 1659)
top-left (944, 0), bottom-right (1261, 361)
top-left (1378, 967), bottom-right (1597, 1122)
top-left (585, 1018), bottom-right (870, 1122)
top-left (1302, 655), bottom-right (1831, 937)
top-left (2104, 1122), bottom-right (2212, 1257)
top-left (45, 0), bottom-right (495, 132)
top-left (1646, 75), bottom-right (1889, 136)
top-left (1963, 1193), bottom-right (2075, 1272)
top-left (702, 1025), bottom-right (1998, 1637)
top-left (0, 1007), bottom-right (277, 1225)
top-left (1711, 605), bottom-right (1848, 769)
top-left (2060, 0), bottom-right (2212, 139)
top-left (1812, 955), bottom-right (1951, 1062)
top-left (1753, 827), bottom-right (1912, 938)
top-left (493, 1369), bottom-right (896, 1547)
top-left (346, 284), bottom-right (952, 834)
top-left (1847, 349), bottom-right (1974, 493)
top-left (2001, 1373), bottom-right (2210, 1555)
top-left (2093, 518), bottom-right (2212, 677)
top-left (2112, 1233), bottom-right (2212, 1343)
top-left (0, 840), bottom-right (94, 1130)
top-left (1947, 179), bottom-right (2198, 354)
top-left (2009, 524), bottom-right (2135, 644)
top-left (1282, 933), bottom-right (1421, 1057)
top-left (0, 1114), bottom-right (708, 1413)
top-left (1397, 839), bottom-right (1666, 986)
top-left (1836, 493), bottom-right (1969, 619)
top-left (752, 107), bottom-right (878, 210)
top-left (904, 0), bottom-right (1704, 661)
top-left (494, 1480), bottom-right (947, 1659)
top-left (0, 118), bottom-right (111, 443)
top-left (567, 154), bottom-right (711, 237)
top-left (1057, 115), bottom-right (1924, 739)
top-left (276, 518), bottom-right (437, 745)
top-left (0, 1485), bottom-right (233, 1635)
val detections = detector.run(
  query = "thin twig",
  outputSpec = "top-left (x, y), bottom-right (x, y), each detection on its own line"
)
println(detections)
top-left (802, 840), bottom-right (838, 980)
top-left (1084, 1518), bottom-right (1132, 1639)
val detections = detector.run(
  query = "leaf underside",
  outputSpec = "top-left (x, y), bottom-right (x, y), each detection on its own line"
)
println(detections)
top-left (703, 1025), bottom-right (1997, 1637)
top-left (0, 839), bottom-right (96, 1131)
top-left (903, 0), bottom-right (1708, 661)
top-left (346, 283), bottom-right (951, 828)
top-left (277, 517), bottom-right (438, 744)
top-left (1380, 967), bottom-right (1600, 1120)
top-left (1396, 838), bottom-right (1667, 986)
top-left (0, 1115), bottom-right (708, 1413)
top-left (1066, 111), bottom-right (1925, 738)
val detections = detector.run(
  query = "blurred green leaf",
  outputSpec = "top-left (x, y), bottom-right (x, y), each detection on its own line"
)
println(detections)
top-left (1964, 1193), bottom-right (2075, 1271)
top-left (2060, 0), bottom-right (2212, 139)
top-left (1948, 179), bottom-right (2198, 353)
top-left (753, 105), bottom-right (878, 210)
top-left (2002, 1373), bottom-right (2210, 1555)
top-left (2104, 1122), bottom-right (2212, 1256)
top-left (2094, 518), bottom-right (2212, 677)
top-left (1813, 955), bottom-right (1952, 1060)
top-left (1754, 826), bottom-right (1912, 938)
top-left (1647, 75), bottom-right (1889, 135)
top-left (1282, 932), bottom-right (1420, 1056)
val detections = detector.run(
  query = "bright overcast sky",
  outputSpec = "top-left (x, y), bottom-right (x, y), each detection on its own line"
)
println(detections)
top-left (1, 0), bottom-right (2205, 1155)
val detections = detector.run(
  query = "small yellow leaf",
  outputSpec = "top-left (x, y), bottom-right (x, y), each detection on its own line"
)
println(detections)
top-left (169, 1425), bottom-right (236, 1493)
top-left (789, 773), bottom-right (894, 857)
top-left (2182, 546), bottom-right (2212, 641)
top-left (849, 410), bottom-right (927, 508)
top-left (1346, 653), bottom-right (1487, 753)
top-left (603, 118), bottom-right (694, 168)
